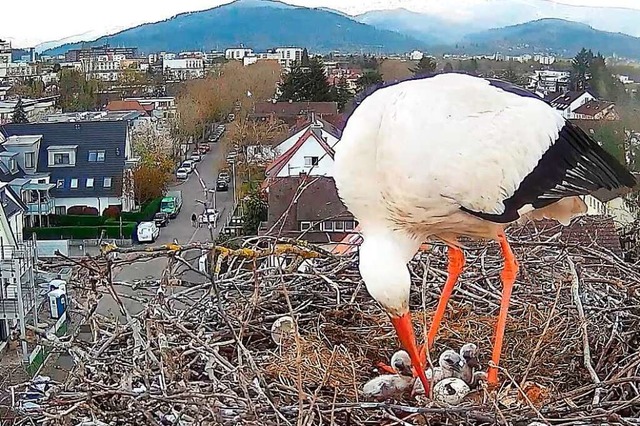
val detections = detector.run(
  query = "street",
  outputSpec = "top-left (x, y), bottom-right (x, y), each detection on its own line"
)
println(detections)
top-left (96, 137), bottom-right (235, 318)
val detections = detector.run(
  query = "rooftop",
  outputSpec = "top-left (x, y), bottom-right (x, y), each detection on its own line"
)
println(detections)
top-left (39, 111), bottom-right (142, 123)
top-left (4, 135), bottom-right (42, 145)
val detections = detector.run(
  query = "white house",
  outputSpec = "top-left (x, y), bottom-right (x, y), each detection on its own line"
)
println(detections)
top-left (265, 117), bottom-right (342, 179)
top-left (275, 47), bottom-right (303, 68)
top-left (583, 182), bottom-right (639, 229)
top-left (0, 182), bottom-right (26, 243)
top-left (409, 50), bottom-right (424, 61)
top-left (80, 54), bottom-right (126, 81)
top-left (549, 90), bottom-right (596, 119)
top-left (163, 58), bottom-right (205, 80)
top-left (225, 48), bottom-right (254, 60)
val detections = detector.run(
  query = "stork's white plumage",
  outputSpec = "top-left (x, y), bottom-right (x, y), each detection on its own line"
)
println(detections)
top-left (333, 73), bottom-right (636, 395)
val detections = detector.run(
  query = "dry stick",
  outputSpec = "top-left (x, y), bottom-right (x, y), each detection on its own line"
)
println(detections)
top-left (568, 256), bottom-right (603, 406)
top-left (520, 282), bottom-right (563, 386)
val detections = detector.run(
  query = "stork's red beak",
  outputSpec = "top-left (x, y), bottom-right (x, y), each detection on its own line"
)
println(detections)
top-left (390, 312), bottom-right (430, 395)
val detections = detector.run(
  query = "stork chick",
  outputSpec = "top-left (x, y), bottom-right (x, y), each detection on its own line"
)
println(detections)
top-left (390, 350), bottom-right (413, 376)
top-left (362, 374), bottom-right (414, 401)
top-left (459, 343), bottom-right (480, 385)
top-left (412, 349), bottom-right (461, 395)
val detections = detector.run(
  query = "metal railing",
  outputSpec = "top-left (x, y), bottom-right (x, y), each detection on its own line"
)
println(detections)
top-left (26, 199), bottom-right (54, 215)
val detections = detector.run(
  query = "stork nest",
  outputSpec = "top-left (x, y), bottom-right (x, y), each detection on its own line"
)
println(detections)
top-left (8, 233), bottom-right (640, 426)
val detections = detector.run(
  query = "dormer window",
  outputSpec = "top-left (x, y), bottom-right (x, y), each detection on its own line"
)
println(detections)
top-left (25, 152), bottom-right (35, 168)
top-left (9, 158), bottom-right (16, 173)
top-left (48, 145), bottom-right (77, 167)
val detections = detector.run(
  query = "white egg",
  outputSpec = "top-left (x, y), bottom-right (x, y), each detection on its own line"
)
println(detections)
top-left (433, 377), bottom-right (471, 405)
top-left (270, 316), bottom-right (295, 345)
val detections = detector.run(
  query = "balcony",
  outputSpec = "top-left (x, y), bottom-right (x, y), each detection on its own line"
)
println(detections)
top-left (26, 199), bottom-right (54, 215)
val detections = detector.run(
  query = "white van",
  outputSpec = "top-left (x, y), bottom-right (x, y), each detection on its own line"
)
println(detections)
top-left (137, 221), bottom-right (159, 243)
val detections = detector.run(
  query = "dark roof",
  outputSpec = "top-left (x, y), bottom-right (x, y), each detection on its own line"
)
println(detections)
top-left (0, 184), bottom-right (26, 218)
top-left (1, 121), bottom-right (128, 198)
top-left (253, 102), bottom-right (338, 117)
top-left (573, 100), bottom-right (615, 116)
top-left (265, 176), bottom-right (353, 242)
top-left (550, 90), bottom-right (590, 109)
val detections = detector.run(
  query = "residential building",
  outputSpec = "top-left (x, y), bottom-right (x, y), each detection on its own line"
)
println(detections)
top-left (572, 100), bottom-right (619, 120)
top-left (0, 96), bottom-right (60, 125)
top-left (64, 44), bottom-right (138, 62)
top-left (265, 115), bottom-right (342, 179)
top-left (1, 119), bottom-right (139, 215)
top-left (548, 90), bottom-right (596, 119)
top-left (275, 47), bottom-right (303, 68)
top-left (528, 70), bottom-right (571, 96)
top-left (124, 97), bottom-right (176, 120)
top-left (80, 54), bottom-right (125, 81)
top-left (106, 100), bottom-right (154, 116)
top-left (250, 101), bottom-right (339, 126)
top-left (260, 175), bottom-right (355, 243)
top-left (0, 182), bottom-right (27, 242)
top-left (0, 39), bottom-right (11, 65)
top-left (409, 50), bottom-right (424, 61)
top-left (163, 58), bottom-right (205, 80)
top-left (225, 47), bottom-right (254, 60)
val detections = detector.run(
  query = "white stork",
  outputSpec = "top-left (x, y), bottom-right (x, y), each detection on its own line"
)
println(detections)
top-left (333, 73), bottom-right (636, 395)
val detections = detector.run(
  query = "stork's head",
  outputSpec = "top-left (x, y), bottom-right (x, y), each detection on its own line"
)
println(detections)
top-left (359, 230), bottom-right (429, 393)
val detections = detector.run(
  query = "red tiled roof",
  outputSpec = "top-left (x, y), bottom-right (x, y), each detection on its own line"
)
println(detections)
top-left (573, 100), bottom-right (614, 116)
top-left (106, 100), bottom-right (148, 113)
top-left (265, 128), bottom-right (335, 177)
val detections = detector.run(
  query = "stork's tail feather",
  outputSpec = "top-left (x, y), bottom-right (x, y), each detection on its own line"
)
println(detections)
top-left (560, 120), bottom-right (637, 194)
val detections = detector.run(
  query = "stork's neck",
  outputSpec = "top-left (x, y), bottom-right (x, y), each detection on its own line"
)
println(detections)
top-left (358, 227), bottom-right (421, 316)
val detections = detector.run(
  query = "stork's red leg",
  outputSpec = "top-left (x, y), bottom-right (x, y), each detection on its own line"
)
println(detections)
top-left (487, 233), bottom-right (519, 384)
top-left (420, 245), bottom-right (465, 362)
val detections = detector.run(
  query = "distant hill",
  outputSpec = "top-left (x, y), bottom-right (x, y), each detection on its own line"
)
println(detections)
top-left (43, 0), bottom-right (425, 55)
top-left (456, 19), bottom-right (640, 59)
top-left (356, 8), bottom-right (484, 44)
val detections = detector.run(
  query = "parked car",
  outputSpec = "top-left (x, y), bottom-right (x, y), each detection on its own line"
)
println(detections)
top-left (190, 153), bottom-right (202, 162)
top-left (216, 179), bottom-right (229, 191)
top-left (137, 221), bottom-right (160, 243)
top-left (198, 208), bottom-right (219, 224)
top-left (176, 168), bottom-right (189, 179)
top-left (181, 160), bottom-right (195, 172)
top-left (154, 212), bottom-right (169, 227)
top-left (218, 171), bottom-right (230, 183)
top-left (198, 145), bottom-right (210, 154)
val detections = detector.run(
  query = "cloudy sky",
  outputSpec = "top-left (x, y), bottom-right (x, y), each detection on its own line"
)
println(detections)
top-left (4, 0), bottom-right (640, 47)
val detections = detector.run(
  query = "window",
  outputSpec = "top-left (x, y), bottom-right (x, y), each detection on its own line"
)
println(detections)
top-left (54, 153), bottom-right (71, 165)
top-left (103, 177), bottom-right (112, 188)
top-left (322, 221), bottom-right (334, 231)
top-left (56, 179), bottom-right (64, 188)
top-left (9, 158), bottom-right (17, 172)
top-left (334, 221), bottom-right (345, 231)
top-left (25, 152), bottom-right (35, 168)
top-left (304, 156), bottom-right (319, 166)
top-left (345, 221), bottom-right (355, 231)
top-left (300, 221), bottom-right (311, 231)
top-left (70, 178), bottom-right (78, 189)
top-left (55, 206), bottom-right (66, 215)
top-left (88, 150), bottom-right (105, 162)
top-left (86, 178), bottom-right (94, 188)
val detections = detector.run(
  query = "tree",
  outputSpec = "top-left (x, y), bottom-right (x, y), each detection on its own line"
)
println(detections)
top-left (332, 77), bottom-right (353, 112)
top-left (356, 70), bottom-right (383, 93)
top-left (241, 190), bottom-right (268, 235)
top-left (117, 68), bottom-right (150, 97)
top-left (501, 65), bottom-right (523, 85)
top-left (11, 99), bottom-right (29, 124)
top-left (572, 48), bottom-right (593, 91)
top-left (278, 57), bottom-right (333, 102)
top-left (58, 69), bottom-right (101, 112)
top-left (10, 78), bottom-right (45, 98)
top-left (443, 62), bottom-right (454, 73)
top-left (300, 48), bottom-right (310, 67)
top-left (410, 56), bottom-right (437, 76)
top-left (379, 59), bottom-right (413, 81)
top-left (132, 164), bottom-right (170, 206)
top-left (458, 58), bottom-right (479, 73)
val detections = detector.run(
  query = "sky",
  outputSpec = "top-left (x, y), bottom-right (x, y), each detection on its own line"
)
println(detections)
top-left (4, 0), bottom-right (640, 48)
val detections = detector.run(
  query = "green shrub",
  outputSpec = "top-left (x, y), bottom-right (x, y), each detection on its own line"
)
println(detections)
top-left (121, 197), bottom-right (162, 223)
top-left (50, 215), bottom-right (107, 227)
top-left (25, 223), bottom-right (136, 240)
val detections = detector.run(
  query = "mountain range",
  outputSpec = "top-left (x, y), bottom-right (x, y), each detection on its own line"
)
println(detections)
top-left (42, 0), bottom-right (640, 59)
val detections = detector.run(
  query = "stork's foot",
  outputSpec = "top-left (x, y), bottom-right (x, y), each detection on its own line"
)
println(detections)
top-left (487, 367), bottom-right (499, 385)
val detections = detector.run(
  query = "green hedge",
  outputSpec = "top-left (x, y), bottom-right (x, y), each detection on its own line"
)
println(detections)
top-left (50, 215), bottom-right (107, 227)
top-left (121, 197), bottom-right (162, 223)
top-left (25, 223), bottom-right (136, 240)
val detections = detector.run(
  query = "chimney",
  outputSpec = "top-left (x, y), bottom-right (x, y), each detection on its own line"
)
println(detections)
top-left (309, 111), bottom-right (316, 123)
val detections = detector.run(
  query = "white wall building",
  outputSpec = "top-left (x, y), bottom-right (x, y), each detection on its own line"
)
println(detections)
top-left (225, 48), bottom-right (254, 60)
top-left (275, 47), bottom-right (303, 68)
top-left (163, 58), bottom-right (205, 80)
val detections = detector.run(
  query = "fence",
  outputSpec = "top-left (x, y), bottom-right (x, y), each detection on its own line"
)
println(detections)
top-left (26, 311), bottom-right (68, 376)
